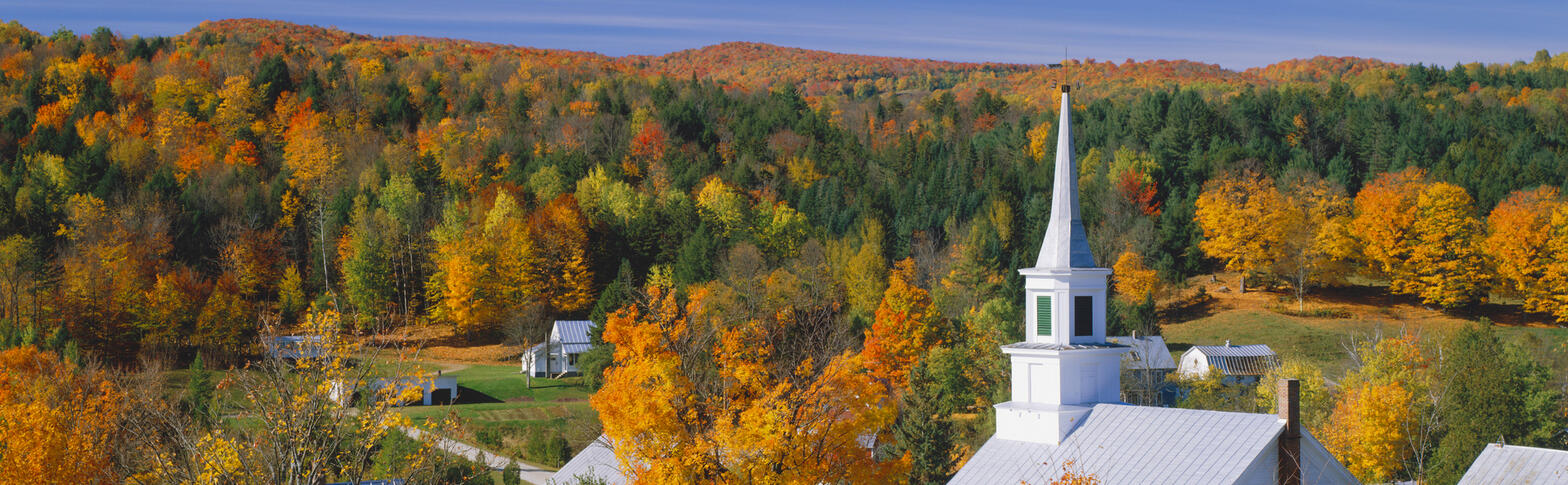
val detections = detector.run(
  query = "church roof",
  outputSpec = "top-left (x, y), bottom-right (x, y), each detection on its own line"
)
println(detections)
top-left (1035, 86), bottom-right (1097, 269)
top-left (951, 403), bottom-right (1356, 484)
top-left (1459, 443), bottom-right (1568, 484)
top-left (550, 436), bottom-right (627, 485)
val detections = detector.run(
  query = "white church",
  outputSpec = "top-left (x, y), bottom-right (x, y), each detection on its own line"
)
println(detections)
top-left (551, 85), bottom-right (1357, 485)
top-left (948, 85), bottom-right (1355, 484)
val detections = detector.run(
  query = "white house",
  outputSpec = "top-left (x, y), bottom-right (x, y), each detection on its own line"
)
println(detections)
top-left (1107, 334), bottom-right (1176, 371)
top-left (950, 85), bottom-right (1354, 485)
top-left (1178, 342), bottom-right (1282, 383)
top-left (522, 320), bottom-right (597, 377)
top-left (1457, 443), bottom-right (1568, 484)
top-left (1107, 334), bottom-right (1177, 406)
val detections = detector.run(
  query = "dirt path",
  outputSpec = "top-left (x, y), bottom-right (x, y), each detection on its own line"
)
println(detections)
top-left (400, 426), bottom-right (557, 484)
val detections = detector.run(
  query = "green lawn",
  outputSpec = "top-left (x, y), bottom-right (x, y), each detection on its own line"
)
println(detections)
top-left (395, 363), bottom-right (601, 463)
top-left (1162, 309), bottom-right (1568, 379)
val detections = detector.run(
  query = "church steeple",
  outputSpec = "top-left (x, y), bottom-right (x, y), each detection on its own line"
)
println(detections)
top-left (1036, 84), bottom-right (1096, 269)
top-left (993, 84), bottom-right (1130, 446)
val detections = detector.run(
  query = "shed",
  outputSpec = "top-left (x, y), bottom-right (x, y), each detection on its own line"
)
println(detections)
top-left (1458, 443), bottom-right (1568, 484)
top-left (265, 335), bottom-right (325, 360)
top-left (1178, 342), bottom-right (1280, 382)
top-left (521, 320), bottom-right (597, 377)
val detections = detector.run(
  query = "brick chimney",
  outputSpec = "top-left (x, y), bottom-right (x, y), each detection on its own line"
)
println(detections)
top-left (1277, 378), bottom-right (1301, 485)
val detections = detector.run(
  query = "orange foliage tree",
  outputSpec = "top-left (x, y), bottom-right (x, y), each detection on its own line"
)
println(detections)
top-left (0, 347), bottom-right (124, 483)
top-left (863, 258), bottom-right (942, 386)
top-left (1484, 187), bottom-right (1563, 317)
top-left (593, 281), bottom-right (904, 483)
top-left (1351, 168), bottom-right (1425, 293)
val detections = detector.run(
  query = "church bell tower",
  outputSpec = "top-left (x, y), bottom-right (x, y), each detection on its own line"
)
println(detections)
top-left (993, 85), bottom-right (1130, 445)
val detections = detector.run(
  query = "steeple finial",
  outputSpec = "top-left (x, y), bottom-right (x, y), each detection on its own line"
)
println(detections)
top-left (1034, 84), bottom-right (1096, 268)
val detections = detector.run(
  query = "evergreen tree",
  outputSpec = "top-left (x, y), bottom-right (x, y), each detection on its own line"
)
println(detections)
top-left (184, 352), bottom-right (216, 427)
top-left (892, 355), bottom-right (957, 485)
top-left (1428, 323), bottom-right (1562, 484)
top-left (580, 260), bottom-right (634, 389)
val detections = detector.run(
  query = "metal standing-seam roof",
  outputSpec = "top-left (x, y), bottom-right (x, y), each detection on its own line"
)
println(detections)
top-left (951, 403), bottom-right (1356, 484)
top-left (550, 435), bottom-right (627, 485)
top-left (555, 320), bottom-right (596, 345)
top-left (1458, 443), bottom-right (1568, 484)
top-left (1107, 336), bottom-right (1177, 370)
top-left (1184, 344), bottom-right (1281, 376)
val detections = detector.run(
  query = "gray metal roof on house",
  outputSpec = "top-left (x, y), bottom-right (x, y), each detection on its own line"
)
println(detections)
top-left (561, 342), bottom-right (592, 354)
top-left (950, 403), bottom-right (1356, 484)
top-left (1107, 336), bottom-right (1177, 370)
top-left (1186, 344), bottom-right (1281, 376)
top-left (550, 435), bottom-right (626, 485)
top-left (555, 320), bottom-right (596, 345)
top-left (1458, 443), bottom-right (1568, 484)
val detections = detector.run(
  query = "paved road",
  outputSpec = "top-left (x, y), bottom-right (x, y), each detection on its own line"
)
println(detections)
top-left (400, 426), bottom-right (556, 484)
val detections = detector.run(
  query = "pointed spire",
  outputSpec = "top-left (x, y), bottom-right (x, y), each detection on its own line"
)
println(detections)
top-left (1035, 85), bottom-right (1096, 268)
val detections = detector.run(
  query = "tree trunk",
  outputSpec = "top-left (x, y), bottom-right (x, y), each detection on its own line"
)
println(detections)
top-left (1239, 274), bottom-right (1247, 294)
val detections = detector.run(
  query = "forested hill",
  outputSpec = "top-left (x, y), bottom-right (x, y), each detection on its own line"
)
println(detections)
top-left (1, 17), bottom-right (1567, 364)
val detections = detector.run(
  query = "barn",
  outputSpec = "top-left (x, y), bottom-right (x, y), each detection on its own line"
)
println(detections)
top-left (1178, 342), bottom-right (1282, 383)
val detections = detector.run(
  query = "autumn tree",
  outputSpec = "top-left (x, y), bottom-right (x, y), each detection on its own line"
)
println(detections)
top-left (594, 268), bottom-right (905, 483)
top-left (0, 346), bottom-right (124, 484)
top-left (280, 96), bottom-right (344, 303)
top-left (1194, 171), bottom-right (1287, 292)
top-left (864, 258), bottom-right (943, 386)
top-left (1320, 334), bottom-right (1430, 482)
top-left (1272, 171), bottom-right (1355, 309)
top-left (1351, 168), bottom-right (1425, 294)
top-left (1483, 186), bottom-right (1562, 317)
top-left (1405, 183), bottom-right (1489, 308)
top-left (121, 309), bottom-right (461, 484)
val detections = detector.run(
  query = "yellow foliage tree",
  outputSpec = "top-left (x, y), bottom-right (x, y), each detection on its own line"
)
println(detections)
top-left (1321, 381), bottom-right (1416, 483)
top-left (1194, 172), bottom-right (1288, 292)
top-left (1273, 172), bottom-right (1355, 309)
top-left (1111, 250), bottom-right (1159, 302)
top-left (1406, 183), bottom-right (1488, 308)
top-left (1351, 168), bottom-right (1425, 291)
top-left (593, 284), bottom-right (904, 483)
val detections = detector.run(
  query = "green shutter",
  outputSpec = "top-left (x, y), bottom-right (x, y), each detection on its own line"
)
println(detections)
top-left (1036, 295), bottom-right (1052, 337)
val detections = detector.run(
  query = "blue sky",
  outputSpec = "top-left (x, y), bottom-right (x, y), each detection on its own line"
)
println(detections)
top-left (4, 0), bottom-right (1563, 69)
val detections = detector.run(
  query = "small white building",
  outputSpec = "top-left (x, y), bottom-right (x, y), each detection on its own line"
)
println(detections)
top-left (1178, 342), bottom-right (1282, 383)
top-left (1458, 443), bottom-right (1568, 484)
top-left (522, 320), bottom-right (597, 377)
top-left (1107, 335), bottom-right (1177, 406)
top-left (371, 374), bottom-right (458, 406)
top-left (265, 335), bottom-right (326, 360)
top-left (1107, 334), bottom-right (1177, 371)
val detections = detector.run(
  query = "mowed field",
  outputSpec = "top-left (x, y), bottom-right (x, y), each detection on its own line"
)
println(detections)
top-left (1161, 273), bottom-right (1568, 378)
top-left (394, 364), bottom-right (601, 455)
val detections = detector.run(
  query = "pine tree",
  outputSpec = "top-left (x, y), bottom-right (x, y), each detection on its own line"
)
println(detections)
top-left (893, 356), bottom-right (956, 485)
top-left (184, 352), bottom-right (215, 427)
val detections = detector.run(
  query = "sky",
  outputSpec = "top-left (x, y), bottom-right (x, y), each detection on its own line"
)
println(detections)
top-left (4, 0), bottom-right (1564, 69)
